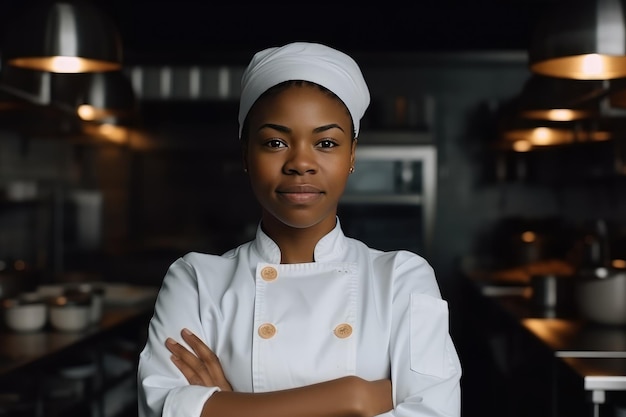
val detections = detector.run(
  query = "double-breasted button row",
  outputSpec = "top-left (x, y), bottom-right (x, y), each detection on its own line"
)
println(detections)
top-left (260, 266), bottom-right (278, 281)
top-left (257, 322), bottom-right (353, 340)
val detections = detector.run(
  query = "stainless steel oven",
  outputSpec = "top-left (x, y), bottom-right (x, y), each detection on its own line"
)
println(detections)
top-left (338, 132), bottom-right (437, 257)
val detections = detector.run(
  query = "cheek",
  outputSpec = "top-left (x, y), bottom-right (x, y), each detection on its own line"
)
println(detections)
top-left (247, 161), bottom-right (276, 191)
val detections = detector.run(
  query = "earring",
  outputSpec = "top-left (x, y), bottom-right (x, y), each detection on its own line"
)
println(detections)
top-left (349, 166), bottom-right (354, 173)
top-left (243, 168), bottom-right (248, 173)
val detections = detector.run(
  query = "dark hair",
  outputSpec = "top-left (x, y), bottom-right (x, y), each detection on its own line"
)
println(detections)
top-left (240, 80), bottom-right (356, 142)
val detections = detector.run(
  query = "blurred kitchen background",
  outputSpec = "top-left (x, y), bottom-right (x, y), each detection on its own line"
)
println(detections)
top-left (2, 0), bottom-right (626, 416)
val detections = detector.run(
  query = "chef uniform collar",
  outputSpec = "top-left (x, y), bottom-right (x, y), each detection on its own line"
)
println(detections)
top-left (252, 218), bottom-right (348, 264)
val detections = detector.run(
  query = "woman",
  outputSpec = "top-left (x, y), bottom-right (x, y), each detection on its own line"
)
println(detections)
top-left (138, 42), bottom-right (462, 417)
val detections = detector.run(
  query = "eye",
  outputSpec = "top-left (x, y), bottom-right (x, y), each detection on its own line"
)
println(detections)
top-left (317, 139), bottom-right (338, 148)
top-left (264, 139), bottom-right (287, 148)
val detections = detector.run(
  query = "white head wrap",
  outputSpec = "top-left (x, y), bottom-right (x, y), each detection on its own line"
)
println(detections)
top-left (238, 42), bottom-right (370, 138)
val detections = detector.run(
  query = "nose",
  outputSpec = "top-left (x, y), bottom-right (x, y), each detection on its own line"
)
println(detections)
top-left (282, 146), bottom-right (317, 175)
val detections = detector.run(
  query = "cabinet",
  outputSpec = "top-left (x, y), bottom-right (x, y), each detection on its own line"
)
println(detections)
top-left (339, 131), bottom-right (436, 256)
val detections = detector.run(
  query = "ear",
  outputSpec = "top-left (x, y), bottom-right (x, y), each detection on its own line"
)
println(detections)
top-left (350, 139), bottom-right (358, 168)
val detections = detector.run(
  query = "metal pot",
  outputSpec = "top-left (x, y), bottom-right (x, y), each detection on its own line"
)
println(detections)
top-left (531, 274), bottom-right (576, 312)
top-left (574, 268), bottom-right (626, 326)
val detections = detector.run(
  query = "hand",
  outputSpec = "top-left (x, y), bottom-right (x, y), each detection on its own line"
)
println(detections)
top-left (165, 328), bottom-right (233, 392)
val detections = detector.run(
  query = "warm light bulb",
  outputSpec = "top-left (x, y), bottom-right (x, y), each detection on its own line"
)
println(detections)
top-left (546, 109), bottom-right (576, 121)
top-left (521, 231), bottom-right (536, 243)
top-left (49, 56), bottom-right (84, 73)
top-left (531, 127), bottom-right (552, 145)
top-left (581, 54), bottom-right (605, 77)
top-left (77, 105), bottom-right (97, 120)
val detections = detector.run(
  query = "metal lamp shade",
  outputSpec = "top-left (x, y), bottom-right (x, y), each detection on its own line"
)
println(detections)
top-left (529, 0), bottom-right (626, 80)
top-left (68, 71), bottom-right (137, 123)
top-left (516, 75), bottom-right (605, 121)
top-left (496, 98), bottom-right (613, 151)
top-left (3, 2), bottom-right (122, 73)
top-left (501, 125), bottom-right (612, 150)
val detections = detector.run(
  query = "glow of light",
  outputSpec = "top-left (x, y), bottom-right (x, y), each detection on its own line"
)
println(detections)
top-left (49, 56), bottom-right (83, 73)
top-left (77, 104), bottom-right (97, 120)
top-left (531, 127), bottom-right (552, 145)
top-left (521, 231), bottom-right (537, 243)
top-left (98, 124), bottom-right (126, 143)
top-left (522, 318), bottom-right (580, 348)
top-left (512, 140), bottom-right (532, 152)
top-left (84, 123), bottom-right (128, 144)
top-left (581, 54), bottom-right (605, 77)
top-left (546, 109), bottom-right (576, 121)
top-left (612, 259), bottom-right (626, 269)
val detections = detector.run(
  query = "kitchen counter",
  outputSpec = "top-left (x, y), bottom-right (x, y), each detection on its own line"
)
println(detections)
top-left (464, 272), bottom-right (626, 417)
top-left (0, 284), bottom-right (158, 416)
top-left (0, 300), bottom-right (154, 376)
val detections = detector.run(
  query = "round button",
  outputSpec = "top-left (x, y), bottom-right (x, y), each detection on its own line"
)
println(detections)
top-left (258, 323), bottom-right (277, 339)
top-left (333, 323), bottom-right (353, 339)
top-left (260, 266), bottom-right (278, 281)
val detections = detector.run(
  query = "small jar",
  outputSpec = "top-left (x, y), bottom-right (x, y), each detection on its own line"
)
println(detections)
top-left (48, 293), bottom-right (92, 332)
top-left (2, 298), bottom-right (47, 332)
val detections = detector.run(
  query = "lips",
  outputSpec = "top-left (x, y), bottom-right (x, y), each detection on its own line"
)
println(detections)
top-left (276, 184), bottom-right (324, 204)
top-left (277, 185), bottom-right (323, 194)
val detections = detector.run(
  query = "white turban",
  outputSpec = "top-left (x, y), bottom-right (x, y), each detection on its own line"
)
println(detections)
top-left (238, 42), bottom-right (370, 138)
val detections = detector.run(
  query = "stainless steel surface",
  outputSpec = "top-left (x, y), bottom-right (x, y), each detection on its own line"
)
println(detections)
top-left (575, 270), bottom-right (626, 325)
top-left (474, 275), bottom-right (626, 416)
top-left (341, 143), bottom-right (436, 255)
top-left (531, 274), bottom-right (576, 310)
top-left (529, 0), bottom-right (626, 80)
top-left (3, 2), bottom-right (122, 73)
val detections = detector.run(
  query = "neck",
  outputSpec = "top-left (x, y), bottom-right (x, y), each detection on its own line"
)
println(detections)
top-left (260, 216), bottom-right (336, 264)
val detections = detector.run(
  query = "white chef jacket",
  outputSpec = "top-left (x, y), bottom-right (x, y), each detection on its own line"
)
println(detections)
top-left (137, 220), bottom-right (461, 417)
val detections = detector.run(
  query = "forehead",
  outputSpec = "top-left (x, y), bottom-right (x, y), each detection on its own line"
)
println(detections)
top-left (249, 83), bottom-right (350, 118)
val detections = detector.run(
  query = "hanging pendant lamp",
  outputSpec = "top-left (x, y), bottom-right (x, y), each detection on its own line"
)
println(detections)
top-left (515, 75), bottom-right (605, 121)
top-left (529, 0), bottom-right (626, 80)
top-left (53, 70), bottom-right (138, 144)
top-left (50, 70), bottom-right (138, 124)
top-left (3, 2), bottom-right (122, 73)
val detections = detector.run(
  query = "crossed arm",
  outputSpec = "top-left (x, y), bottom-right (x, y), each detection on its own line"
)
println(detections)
top-left (165, 328), bottom-right (393, 417)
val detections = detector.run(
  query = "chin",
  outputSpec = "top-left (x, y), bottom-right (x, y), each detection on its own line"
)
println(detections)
top-left (266, 211), bottom-right (337, 231)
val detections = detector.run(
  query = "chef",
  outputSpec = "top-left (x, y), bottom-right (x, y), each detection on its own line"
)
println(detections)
top-left (138, 41), bottom-right (462, 417)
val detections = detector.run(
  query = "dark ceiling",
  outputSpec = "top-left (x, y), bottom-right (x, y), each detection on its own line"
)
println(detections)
top-left (2, 0), bottom-right (558, 65)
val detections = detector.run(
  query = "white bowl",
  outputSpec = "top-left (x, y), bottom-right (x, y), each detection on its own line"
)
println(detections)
top-left (49, 295), bottom-right (91, 332)
top-left (3, 300), bottom-right (47, 332)
top-left (575, 270), bottom-right (626, 326)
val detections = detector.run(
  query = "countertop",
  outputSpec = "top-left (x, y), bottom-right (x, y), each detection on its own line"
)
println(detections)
top-left (0, 284), bottom-right (158, 376)
top-left (465, 269), bottom-right (626, 411)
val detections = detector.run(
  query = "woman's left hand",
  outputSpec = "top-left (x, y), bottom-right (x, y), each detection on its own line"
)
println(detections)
top-left (165, 328), bottom-right (233, 391)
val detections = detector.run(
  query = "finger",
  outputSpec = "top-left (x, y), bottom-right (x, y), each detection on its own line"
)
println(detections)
top-left (170, 353), bottom-right (205, 385)
top-left (165, 337), bottom-right (202, 367)
top-left (165, 338), bottom-right (213, 386)
top-left (180, 329), bottom-right (233, 391)
top-left (180, 329), bottom-right (220, 363)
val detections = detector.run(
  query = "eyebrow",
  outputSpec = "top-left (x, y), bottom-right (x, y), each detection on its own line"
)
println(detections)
top-left (257, 123), bottom-right (345, 134)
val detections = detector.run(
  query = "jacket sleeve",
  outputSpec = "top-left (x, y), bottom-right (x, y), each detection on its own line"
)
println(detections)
top-left (381, 252), bottom-right (462, 417)
top-left (137, 256), bottom-right (220, 417)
